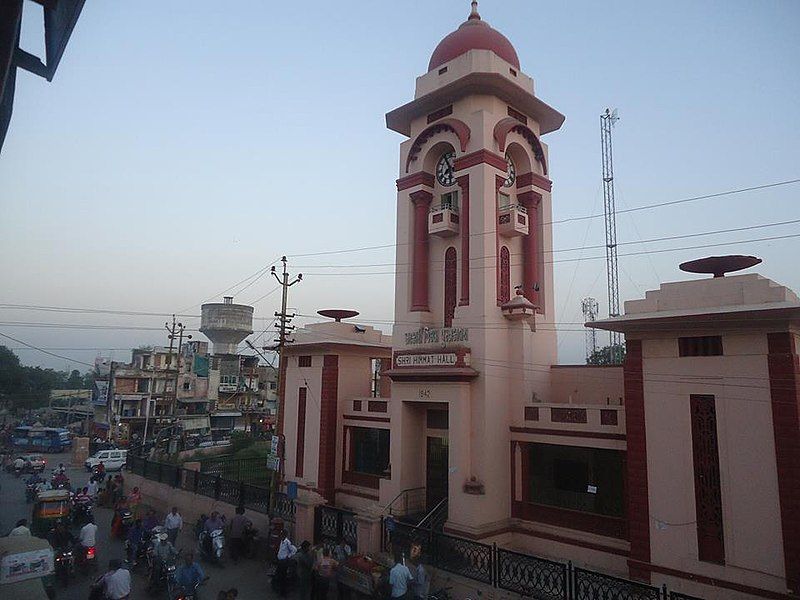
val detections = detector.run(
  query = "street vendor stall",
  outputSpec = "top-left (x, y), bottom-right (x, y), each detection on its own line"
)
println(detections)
top-left (337, 553), bottom-right (392, 599)
top-left (0, 534), bottom-right (55, 600)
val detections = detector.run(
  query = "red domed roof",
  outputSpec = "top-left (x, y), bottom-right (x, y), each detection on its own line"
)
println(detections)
top-left (428, 2), bottom-right (520, 72)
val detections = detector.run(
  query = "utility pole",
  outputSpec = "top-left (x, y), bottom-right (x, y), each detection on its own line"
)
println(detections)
top-left (163, 316), bottom-right (191, 449)
top-left (267, 256), bottom-right (302, 495)
top-left (600, 108), bottom-right (623, 363)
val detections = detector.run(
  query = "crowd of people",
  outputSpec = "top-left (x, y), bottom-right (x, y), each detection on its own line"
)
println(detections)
top-left (274, 530), bottom-right (430, 600)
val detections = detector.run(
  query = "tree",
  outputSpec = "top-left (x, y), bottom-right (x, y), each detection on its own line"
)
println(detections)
top-left (587, 344), bottom-right (626, 366)
top-left (66, 369), bottom-right (83, 389)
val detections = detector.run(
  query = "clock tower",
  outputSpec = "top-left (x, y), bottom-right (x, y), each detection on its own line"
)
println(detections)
top-left (384, 1), bottom-right (565, 537)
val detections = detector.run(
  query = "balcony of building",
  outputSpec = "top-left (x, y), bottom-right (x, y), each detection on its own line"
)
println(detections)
top-left (428, 197), bottom-right (460, 237)
top-left (498, 202), bottom-right (528, 237)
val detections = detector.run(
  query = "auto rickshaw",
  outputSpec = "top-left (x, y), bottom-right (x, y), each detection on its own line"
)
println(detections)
top-left (0, 534), bottom-right (56, 599)
top-left (30, 489), bottom-right (72, 538)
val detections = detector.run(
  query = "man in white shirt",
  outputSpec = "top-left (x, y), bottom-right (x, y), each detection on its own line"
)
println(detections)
top-left (164, 506), bottom-right (183, 546)
top-left (275, 530), bottom-right (297, 596)
top-left (9, 519), bottom-right (31, 536)
top-left (79, 518), bottom-right (98, 548)
top-left (87, 478), bottom-right (99, 499)
top-left (389, 554), bottom-right (414, 600)
top-left (102, 559), bottom-right (131, 600)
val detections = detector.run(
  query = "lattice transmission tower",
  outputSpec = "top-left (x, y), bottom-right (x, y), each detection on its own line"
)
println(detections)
top-left (600, 108), bottom-right (623, 363)
top-left (581, 297), bottom-right (599, 363)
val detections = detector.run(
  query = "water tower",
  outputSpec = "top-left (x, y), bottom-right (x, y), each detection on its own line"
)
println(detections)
top-left (200, 296), bottom-right (254, 355)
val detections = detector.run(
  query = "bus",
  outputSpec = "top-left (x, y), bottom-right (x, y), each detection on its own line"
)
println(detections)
top-left (11, 427), bottom-right (72, 453)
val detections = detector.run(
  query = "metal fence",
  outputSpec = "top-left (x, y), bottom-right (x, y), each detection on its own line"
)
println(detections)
top-left (314, 505), bottom-right (358, 552)
top-left (382, 520), bottom-right (703, 600)
top-left (128, 455), bottom-right (293, 521)
top-left (200, 455), bottom-right (273, 485)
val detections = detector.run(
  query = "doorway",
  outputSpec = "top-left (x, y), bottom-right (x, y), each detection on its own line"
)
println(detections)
top-left (426, 436), bottom-right (449, 512)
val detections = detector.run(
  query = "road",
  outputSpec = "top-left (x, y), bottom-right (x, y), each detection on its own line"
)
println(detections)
top-left (0, 452), bottom-right (291, 600)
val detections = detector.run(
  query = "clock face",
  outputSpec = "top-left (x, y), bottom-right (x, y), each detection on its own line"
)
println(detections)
top-left (436, 152), bottom-right (456, 187)
top-left (504, 155), bottom-right (516, 188)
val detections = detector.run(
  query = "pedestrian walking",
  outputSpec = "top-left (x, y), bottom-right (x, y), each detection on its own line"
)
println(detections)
top-left (228, 506), bottom-right (251, 563)
top-left (274, 530), bottom-right (297, 597)
top-left (295, 541), bottom-right (315, 600)
top-left (128, 486), bottom-right (142, 518)
top-left (164, 506), bottom-right (183, 546)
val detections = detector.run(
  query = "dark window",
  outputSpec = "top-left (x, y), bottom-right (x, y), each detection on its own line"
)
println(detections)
top-left (690, 394), bottom-right (725, 564)
top-left (295, 388), bottom-right (306, 478)
top-left (351, 427), bottom-right (390, 477)
top-left (679, 336), bottom-right (723, 357)
top-left (509, 68), bottom-right (518, 77)
top-left (444, 247), bottom-right (457, 328)
top-left (499, 246), bottom-right (510, 304)
top-left (298, 355), bottom-right (312, 367)
top-left (427, 104), bottom-right (452, 123)
top-left (528, 443), bottom-right (624, 517)
top-left (507, 106), bottom-right (528, 125)
top-left (368, 400), bottom-right (387, 413)
top-left (437, 67), bottom-right (448, 75)
top-left (136, 379), bottom-right (150, 393)
top-left (426, 409), bottom-right (449, 430)
top-left (353, 400), bottom-right (362, 412)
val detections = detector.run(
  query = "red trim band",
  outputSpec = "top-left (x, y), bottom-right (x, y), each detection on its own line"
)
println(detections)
top-left (510, 426), bottom-right (626, 441)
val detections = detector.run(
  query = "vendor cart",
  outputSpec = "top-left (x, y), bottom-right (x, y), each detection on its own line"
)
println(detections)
top-left (336, 554), bottom-right (391, 599)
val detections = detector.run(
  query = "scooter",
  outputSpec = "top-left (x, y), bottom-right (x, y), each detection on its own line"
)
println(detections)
top-left (197, 528), bottom-right (225, 565)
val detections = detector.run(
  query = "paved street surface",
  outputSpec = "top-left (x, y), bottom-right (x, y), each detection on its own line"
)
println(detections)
top-left (0, 452), bottom-right (289, 600)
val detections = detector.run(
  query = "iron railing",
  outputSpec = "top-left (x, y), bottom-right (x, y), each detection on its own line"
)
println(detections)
top-left (381, 518), bottom-right (702, 600)
top-left (127, 455), bottom-right (294, 521)
top-left (200, 455), bottom-right (273, 485)
top-left (315, 505), bottom-right (358, 552)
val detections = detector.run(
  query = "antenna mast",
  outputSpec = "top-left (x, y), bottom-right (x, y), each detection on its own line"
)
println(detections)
top-left (600, 108), bottom-right (623, 363)
top-left (581, 297), bottom-right (599, 362)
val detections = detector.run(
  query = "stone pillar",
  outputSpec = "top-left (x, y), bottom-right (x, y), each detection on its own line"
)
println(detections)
top-left (355, 513), bottom-right (384, 555)
top-left (518, 190), bottom-right (542, 306)
top-left (293, 491), bottom-right (326, 545)
top-left (409, 190), bottom-right (432, 312)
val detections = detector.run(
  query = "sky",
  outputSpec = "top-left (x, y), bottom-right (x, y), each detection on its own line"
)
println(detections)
top-left (1, 0), bottom-right (799, 371)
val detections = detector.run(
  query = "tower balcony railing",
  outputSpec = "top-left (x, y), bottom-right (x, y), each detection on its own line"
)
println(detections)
top-left (498, 202), bottom-right (529, 237)
top-left (428, 201), bottom-right (460, 237)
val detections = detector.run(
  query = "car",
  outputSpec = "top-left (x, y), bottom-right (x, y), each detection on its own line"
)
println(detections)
top-left (84, 449), bottom-right (127, 472)
top-left (4, 454), bottom-right (46, 473)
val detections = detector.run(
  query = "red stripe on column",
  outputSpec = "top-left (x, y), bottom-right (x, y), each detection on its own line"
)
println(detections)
top-left (768, 332), bottom-right (800, 595)
top-left (409, 190), bottom-right (432, 312)
top-left (624, 339), bottom-right (651, 582)
top-left (295, 388), bottom-right (307, 478)
top-left (518, 190), bottom-right (542, 307)
top-left (457, 175), bottom-right (470, 306)
top-left (318, 355), bottom-right (339, 503)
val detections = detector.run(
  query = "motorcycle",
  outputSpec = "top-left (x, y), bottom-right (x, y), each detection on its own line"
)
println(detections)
top-left (113, 508), bottom-right (133, 539)
top-left (147, 552), bottom-right (179, 595)
top-left (51, 474), bottom-right (70, 491)
top-left (54, 547), bottom-right (75, 585)
top-left (197, 528), bottom-right (225, 564)
top-left (25, 482), bottom-right (38, 503)
top-left (241, 524), bottom-right (260, 559)
top-left (13, 465), bottom-right (22, 478)
top-left (125, 529), bottom-right (153, 570)
top-left (90, 467), bottom-right (106, 484)
top-left (72, 501), bottom-right (93, 526)
top-left (169, 576), bottom-right (207, 600)
top-left (75, 544), bottom-right (97, 575)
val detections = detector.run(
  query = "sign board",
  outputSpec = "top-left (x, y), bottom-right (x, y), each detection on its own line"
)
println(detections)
top-left (405, 327), bottom-right (468, 346)
top-left (395, 353), bottom-right (457, 368)
top-left (270, 435), bottom-right (281, 456)
top-left (267, 456), bottom-right (280, 471)
top-left (1, 548), bottom-right (54, 584)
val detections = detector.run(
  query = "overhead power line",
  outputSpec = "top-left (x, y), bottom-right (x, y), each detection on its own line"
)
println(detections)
top-left (286, 178), bottom-right (800, 258)
top-left (0, 331), bottom-right (95, 367)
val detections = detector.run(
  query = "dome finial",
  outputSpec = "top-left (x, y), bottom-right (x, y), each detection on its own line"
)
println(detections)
top-left (468, 0), bottom-right (481, 20)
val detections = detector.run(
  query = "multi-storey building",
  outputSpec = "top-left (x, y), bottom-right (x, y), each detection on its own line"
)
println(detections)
top-left (279, 4), bottom-right (800, 598)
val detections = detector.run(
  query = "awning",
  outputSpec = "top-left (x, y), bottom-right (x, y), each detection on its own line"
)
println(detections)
top-left (178, 398), bottom-right (208, 404)
top-left (211, 412), bottom-right (242, 418)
